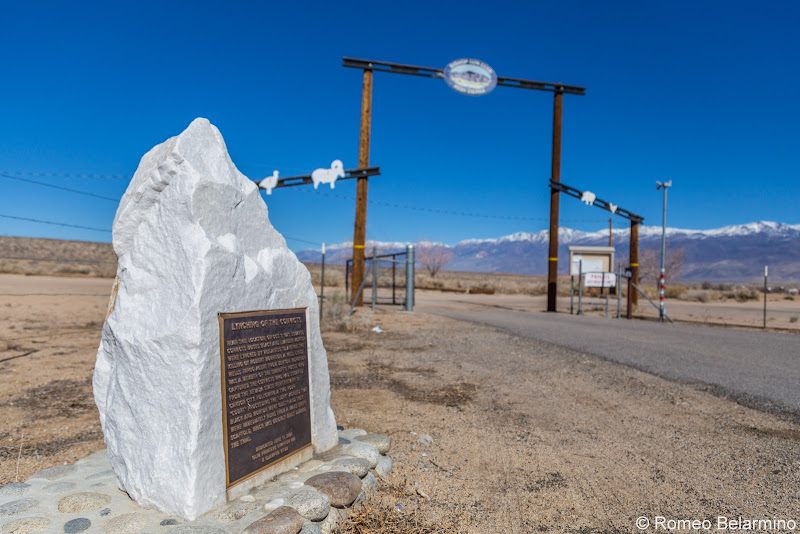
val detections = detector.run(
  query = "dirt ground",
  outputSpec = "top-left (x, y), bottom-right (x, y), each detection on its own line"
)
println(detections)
top-left (1, 274), bottom-right (799, 533)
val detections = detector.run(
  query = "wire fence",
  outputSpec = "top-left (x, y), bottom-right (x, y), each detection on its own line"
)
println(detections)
top-left (1, 168), bottom-right (610, 251)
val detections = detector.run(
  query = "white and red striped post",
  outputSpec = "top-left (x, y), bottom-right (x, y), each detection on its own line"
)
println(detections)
top-left (656, 180), bottom-right (672, 324)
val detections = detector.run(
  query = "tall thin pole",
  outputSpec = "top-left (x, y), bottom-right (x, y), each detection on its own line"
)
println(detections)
top-left (657, 180), bottom-right (671, 323)
top-left (617, 262), bottom-right (622, 319)
top-left (547, 89), bottom-right (563, 312)
top-left (630, 220), bottom-right (639, 306)
top-left (351, 68), bottom-right (373, 306)
top-left (764, 265), bottom-right (768, 329)
top-left (405, 245), bottom-right (415, 312)
top-left (371, 246), bottom-right (378, 312)
top-left (609, 217), bottom-right (613, 247)
top-left (577, 259), bottom-right (583, 315)
top-left (320, 243), bottom-right (325, 323)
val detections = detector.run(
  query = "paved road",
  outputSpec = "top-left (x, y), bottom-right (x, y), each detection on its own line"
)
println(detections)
top-left (419, 298), bottom-right (800, 416)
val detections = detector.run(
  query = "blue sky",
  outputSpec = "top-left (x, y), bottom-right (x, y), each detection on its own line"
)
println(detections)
top-left (1, 1), bottom-right (798, 253)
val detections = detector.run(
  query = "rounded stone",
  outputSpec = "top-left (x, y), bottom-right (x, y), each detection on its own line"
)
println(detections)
top-left (289, 488), bottom-right (330, 522)
top-left (354, 473), bottom-right (377, 506)
top-left (299, 522), bottom-right (322, 534)
top-left (213, 500), bottom-right (261, 523)
top-left (243, 506), bottom-right (305, 534)
top-left (26, 465), bottom-right (76, 481)
top-left (160, 519), bottom-right (179, 526)
top-left (361, 472), bottom-right (377, 494)
top-left (375, 455), bottom-right (393, 478)
top-left (317, 506), bottom-right (345, 533)
top-left (63, 518), bottom-right (91, 534)
top-left (343, 441), bottom-right (380, 469)
top-left (103, 513), bottom-right (149, 534)
top-left (337, 429), bottom-right (367, 440)
top-left (0, 483), bottom-right (30, 498)
top-left (304, 472), bottom-right (362, 508)
top-left (264, 498), bottom-right (285, 512)
top-left (42, 481), bottom-right (77, 494)
top-left (0, 517), bottom-right (50, 534)
top-left (354, 434), bottom-right (391, 454)
top-left (0, 499), bottom-right (39, 518)
top-left (330, 457), bottom-right (370, 478)
top-left (57, 492), bottom-right (112, 513)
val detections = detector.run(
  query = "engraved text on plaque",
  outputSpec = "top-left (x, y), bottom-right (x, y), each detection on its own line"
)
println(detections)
top-left (218, 309), bottom-right (311, 487)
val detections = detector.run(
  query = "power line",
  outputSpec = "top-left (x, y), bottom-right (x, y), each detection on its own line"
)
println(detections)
top-left (0, 257), bottom-right (115, 264)
top-left (293, 188), bottom-right (606, 223)
top-left (1, 215), bottom-right (320, 246)
top-left (0, 171), bottom-right (131, 180)
top-left (0, 173), bottom-right (120, 202)
top-left (284, 236), bottom-right (322, 246)
top-left (0, 213), bottom-right (112, 232)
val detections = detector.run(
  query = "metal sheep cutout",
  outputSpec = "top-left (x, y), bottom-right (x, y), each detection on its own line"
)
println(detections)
top-left (312, 160), bottom-right (344, 189)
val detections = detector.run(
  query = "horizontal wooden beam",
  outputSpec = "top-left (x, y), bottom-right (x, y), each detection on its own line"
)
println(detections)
top-left (342, 57), bottom-right (585, 95)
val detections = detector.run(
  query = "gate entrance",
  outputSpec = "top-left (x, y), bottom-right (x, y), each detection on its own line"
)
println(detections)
top-left (342, 57), bottom-right (586, 309)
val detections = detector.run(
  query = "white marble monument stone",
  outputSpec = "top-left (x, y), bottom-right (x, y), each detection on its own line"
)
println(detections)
top-left (93, 118), bottom-right (338, 520)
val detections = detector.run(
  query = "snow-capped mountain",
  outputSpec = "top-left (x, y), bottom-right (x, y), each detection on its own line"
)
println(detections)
top-left (295, 221), bottom-right (800, 282)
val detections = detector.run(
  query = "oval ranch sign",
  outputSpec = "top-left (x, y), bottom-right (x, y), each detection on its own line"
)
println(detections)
top-left (443, 58), bottom-right (498, 96)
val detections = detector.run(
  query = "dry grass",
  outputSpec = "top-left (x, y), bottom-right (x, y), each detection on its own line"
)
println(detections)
top-left (336, 475), bottom-right (463, 534)
top-left (320, 289), bottom-right (374, 333)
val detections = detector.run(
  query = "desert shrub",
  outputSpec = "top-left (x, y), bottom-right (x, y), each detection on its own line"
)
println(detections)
top-left (468, 287), bottom-right (495, 295)
top-left (785, 295), bottom-right (795, 301)
top-left (664, 285), bottom-right (687, 298)
top-left (320, 290), bottom-right (373, 333)
top-left (725, 288), bottom-right (760, 302)
top-left (790, 316), bottom-right (798, 323)
top-left (685, 289), bottom-right (712, 303)
top-left (701, 281), bottom-right (712, 290)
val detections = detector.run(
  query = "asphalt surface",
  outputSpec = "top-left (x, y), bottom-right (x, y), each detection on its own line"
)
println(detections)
top-left (420, 300), bottom-right (800, 416)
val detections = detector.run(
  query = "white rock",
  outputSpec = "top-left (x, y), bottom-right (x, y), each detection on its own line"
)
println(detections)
top-left (343, 442), bottom-right (380, 469)
top-left (375, 455), bottom-right (392, 478)
top-left (93, 118), bottom-right (338, 520)
top-left (337, 429), bottom-right (367, 440)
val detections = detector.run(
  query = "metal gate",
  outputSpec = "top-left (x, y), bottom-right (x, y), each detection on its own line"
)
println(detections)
top-left (345, 248), bottom-right (413, 309)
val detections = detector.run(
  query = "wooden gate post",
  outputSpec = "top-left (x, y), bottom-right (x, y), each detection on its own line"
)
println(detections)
top-left (546, 89), bottom-right (563, 312)
top-left (351, 68), bottom-right (373, 306)
top-left (630, 220), bottom-right (639, 306)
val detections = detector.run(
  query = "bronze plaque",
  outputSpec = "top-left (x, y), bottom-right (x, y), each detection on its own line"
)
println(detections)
top-left (219, 308), bottom-right (312, 487)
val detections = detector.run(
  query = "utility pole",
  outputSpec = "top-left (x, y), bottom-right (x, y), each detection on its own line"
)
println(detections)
top-left (352, 68), bottom-right (373, 306)
top-left (763, 265), bottom-right (768, 329)
top-left (656, 180), bottom-right (672, 322)
top-left (630, 221), bottom-right (639, 306)
top-left (608, 217), bottom-right (613, 247)
top-left (547, 89), bottom-right (563, 312)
